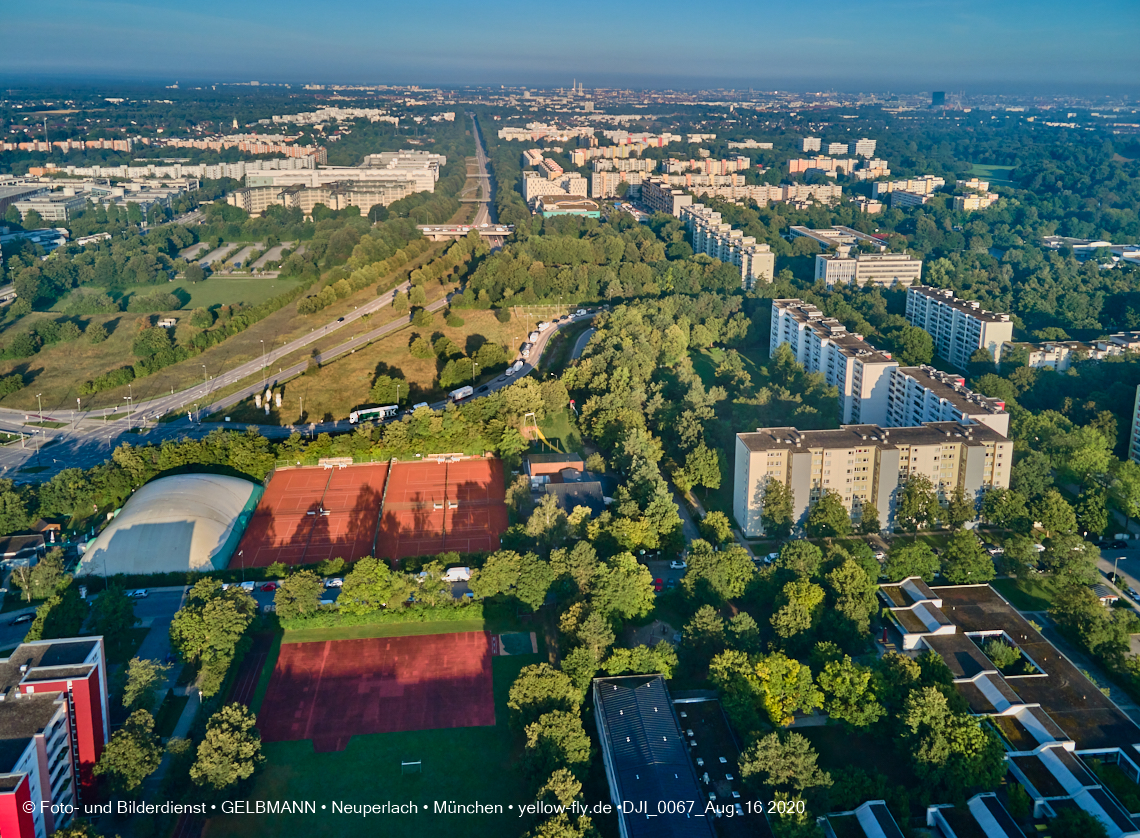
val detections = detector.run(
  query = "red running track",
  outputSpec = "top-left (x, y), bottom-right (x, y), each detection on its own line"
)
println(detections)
top-left (258, 632), bottom-right (495, 752)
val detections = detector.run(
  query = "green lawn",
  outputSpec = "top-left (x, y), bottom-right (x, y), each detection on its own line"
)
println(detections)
top-left (207, 654), bottom-right (539, 838)
top-left (534, 406), bottom-right (583, 455)
top-left (969, 163), bottom-right (1017, 187)
top-left (991, 576), bottom-right (1060, 612)
top-left (282, 619), bottom-right (487, 645)
top-left (165, 276), bottom-right (307, 310)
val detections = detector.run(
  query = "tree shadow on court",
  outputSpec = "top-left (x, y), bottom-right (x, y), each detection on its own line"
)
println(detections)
top-left (375, 461), bottom-right (508, 565)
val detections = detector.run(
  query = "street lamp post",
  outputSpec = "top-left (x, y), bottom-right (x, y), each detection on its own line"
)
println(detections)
top-left (260, 340), bottom-right (266, 384)
top-left (124, 395), bottom-right (133, 432)
top-left (35, 393), bottom-right (42, 458)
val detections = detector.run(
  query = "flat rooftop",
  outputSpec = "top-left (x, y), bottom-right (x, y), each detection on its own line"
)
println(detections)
top-left (895, 366), bottom-right (1007, 416)
top-left (932, 585), bottom-right (1140, 749)
top-left (738, 421), bottom-right (1009, 454)
top-left (908, 286), bottom-right (1012, 324)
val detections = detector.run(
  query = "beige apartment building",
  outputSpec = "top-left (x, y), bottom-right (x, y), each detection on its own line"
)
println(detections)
top-left (734, 421), bottom-right (1012, 537)
top-left (770, 300), bottom-right (898, 424)
top-left (640, 177), bottom-right (693, 216)
top-left (905, 286), bottom-right (1014, 368)
top-left (815, 247), bottom-right (923, 288)
top-left (681, 203), bottom-right (775, 288)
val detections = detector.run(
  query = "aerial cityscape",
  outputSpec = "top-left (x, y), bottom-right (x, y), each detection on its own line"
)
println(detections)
top-left (0, 3), bottom-right (1139, 838)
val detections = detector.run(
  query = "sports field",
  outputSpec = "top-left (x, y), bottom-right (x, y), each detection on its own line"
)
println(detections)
top-left (259, 632), bottom-right (495, 752)
top-left (206, 648), bottom-right (538, 838)
top-left (233, 459), bottom-right (507, 567)
top-left (377, 458), bottom-right (509, 559)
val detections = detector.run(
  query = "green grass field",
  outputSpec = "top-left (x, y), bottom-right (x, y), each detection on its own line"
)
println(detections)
top-left (991, 576), bottom-right (1060, 611)
top-left (208, 654), bottom-right (539, 838)
top-left (282, 619), bottom-right (487, 645)
top-left (969, 163), bottom-right (1017, 187)
top-left (534, 407), bottom-right (583, 454)
top-left (173, 276), bottom-right (306, 310)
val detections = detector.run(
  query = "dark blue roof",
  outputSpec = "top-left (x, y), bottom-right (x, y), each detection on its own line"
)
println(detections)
top-left (593, 676), bottom-right (717, 838)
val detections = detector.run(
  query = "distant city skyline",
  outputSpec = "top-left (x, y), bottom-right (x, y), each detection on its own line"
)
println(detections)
top-left (2, 0), bottom-right (1138, 94)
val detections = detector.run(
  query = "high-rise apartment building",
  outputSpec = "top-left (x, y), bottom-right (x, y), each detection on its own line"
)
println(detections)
top-left (827, 142), bottom-right (849, 155)
top-left (905, 286), bottom-right (1014, 368)
top-left (521, 171), bottom-right (588, 204)
top-left (0, 638), bottom-right (110, 838)
top-left (849, 138), bottom-right (877, 157)
top-left (788, 156), bottom-right (859, 175)
top-left (815, 247), bottom-right (923, 288)
top-left (770, 300), bottom-right (898, 425)
top-left (590, 170), bottom-right (643, 199)
top-left (872, 176), bottom-right (945, 198)
top-left (681, 204), bottom-right (775, 288)
top-left (887, 366), bottom-right (1010, 436)
top-left (639, 177), bottom-right (693, 216)
top-left (802, 137), bottom-right (822, 152)
top-left (1130, 385), bottom-right (1140, 465)
top-left (734, 421), bottom-right (1012, 536)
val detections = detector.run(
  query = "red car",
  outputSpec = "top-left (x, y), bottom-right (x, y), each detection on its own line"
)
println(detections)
top-left (653, 578), bottom-right (664, 592)
top-left (260, 582), bottom-right (278, 592)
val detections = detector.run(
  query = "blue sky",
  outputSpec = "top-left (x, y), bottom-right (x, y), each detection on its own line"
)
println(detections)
top-left (2, 0), bottom-right (1138, 91)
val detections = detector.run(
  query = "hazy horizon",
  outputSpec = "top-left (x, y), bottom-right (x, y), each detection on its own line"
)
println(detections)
top-left (3, 0), bottom-right (1138, 96)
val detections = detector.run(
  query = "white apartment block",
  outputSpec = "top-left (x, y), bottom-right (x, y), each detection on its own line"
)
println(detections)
top-left (521, 171), bottom-right (588, 204)
top-left (954, 192), bottom-right (999, 211)
top-left (247, 164), bottom-right (439, 194)
top-left (815, 248), bottom-right (923, 288)
top-left (770, 299), bottom-right (898, 425)
top-left (853, 197), bottom-right (883, 214)
top-left (849, 138), bottom-right (877, 157)
top-left (906, 286), bottom-right (1015, 368)
top-left (872, 176), bottom-right (946, 198)
top-left (663, 156), bottom-right (750, 175)
top-left (41, 157), bottom-right (313, 181)
top-left (788, 156), bottom-right (859, 175)
top-left (728, 140), bottom-right (773, 149)
top-left (639, 177), bottom-right (693, 216)
top-left (591, 170), bottom-right (643, 199)
top-left (1004, 331), bottom-right (1140, 371)
top-left (734, 421), bottom-right (1012, 536)
top-left (686, 133), bottom-right (717, 144)
top-left (522, 149), bottom-right (545, 167)
top-left (593, 158), bottom-right (656, 173)
top-left (802, 137), bottom-right (822, 152)
top-left (681, 204), bottom-right (775, 289)
top-left (827, 142), bottom-right (849, 155)
top-left (1130, 385), bottom-right (1140, 465)
top-left (887, 366), bottom-right (1010, 436)
top-left (892, 191), bottom-right (933, 209)
top-left (692, 183), bottom-right (842, 205)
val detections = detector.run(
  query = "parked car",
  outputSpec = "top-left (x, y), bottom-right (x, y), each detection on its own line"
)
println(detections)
top-left (873, 550), bottom-right (886, 561)
top-left (324, 577), bottom-right (344, 588)
top-left (260, 582), bottom-right (278, 592)
top-left (986, 546), bottom-right (1005, 556)
top-left (576, 308), bottom-right (587, 316)
top-left (240, 581), bottom-right (256, 592)
top-left (127, 589), bottom-right (148, 598)
top-left (665, 579), bottom-right (677, 591)
top-left (9, 613), bottom-right (33, 626)
top-left (766, 552), bottom-right (779, 564)
top-left (653, 578), bottom-right (664, 593)
top-left (669, 560), bottom-right (687, 570)
top-left (1109, 540), bottom-right (1128, 549)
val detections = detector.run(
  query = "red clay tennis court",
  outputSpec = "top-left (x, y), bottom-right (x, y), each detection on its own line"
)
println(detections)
top-left (233, 458), bottom-right (507, 568)
top-left (377, 458), bottom-right (508, 560)
top-left (258, 632), bottom-right (495, 752)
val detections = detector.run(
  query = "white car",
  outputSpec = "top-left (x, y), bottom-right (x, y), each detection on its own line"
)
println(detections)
top-left (576, 308), bottom-right (587, 316)
top-left (240, 581), bottom-right (256, 592)
top-left (1032, 543), bottom-right (1046, 553)
top-left (325, 577), bottom-right (344, 588)
top-left (766, 552), bottom-right (779, 564)
top-left (669, 560), bottom-right (687, 570)
top-left (873, 550), bottom-right (886, 561)
top-left (127, 589), bottom-right (148, 598)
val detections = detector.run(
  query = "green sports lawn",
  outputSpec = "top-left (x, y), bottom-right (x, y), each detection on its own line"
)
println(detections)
top-left (208, 637), bottom-right (540, 838)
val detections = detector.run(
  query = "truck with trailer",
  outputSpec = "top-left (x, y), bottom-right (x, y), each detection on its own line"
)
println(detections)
top-left (349, 405), bottom-right (399, 423)
top-left (520, 342), bottom-right (533, 357)
top-left (449, 385), bottom-right (474, 401)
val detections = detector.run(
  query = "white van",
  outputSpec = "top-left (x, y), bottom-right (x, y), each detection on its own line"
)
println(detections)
top-left (443, 566), bottom-right (472, 582)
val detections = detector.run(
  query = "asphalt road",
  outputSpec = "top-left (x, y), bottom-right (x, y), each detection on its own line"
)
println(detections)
top-left (571, 327), bottom-right (596, 360)
top-left (1097, 547), bottom-right (1140, 605)
top-left (468, 113), bottom-right (496, 227)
